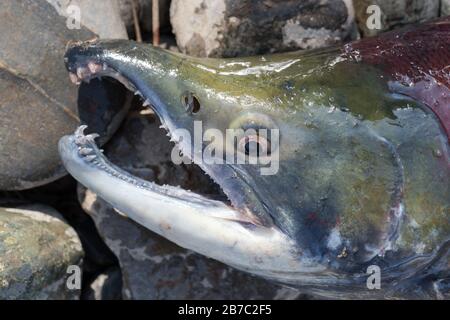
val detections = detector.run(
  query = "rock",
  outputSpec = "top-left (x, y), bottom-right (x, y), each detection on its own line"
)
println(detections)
top-left (170, 0), bottom-right (357, 57)
top-left (83, 267), bottom-right (122, 300)
top-left (442, 0), bottom-right (450, 16)
top-left (0, 0), bottom-right (131, 190)
top-left (353, 0), bottom-right (440, 37)
top-left (0, 175), bottom-right (120, 275)
top-left (118, 0), bottom-right (171, 36)
top-left (0, 205), bottom-right (83, 300)
top-left (47, 0), bottom-right (128, 39)
top-left (78, 109), bottom-right (305, 299)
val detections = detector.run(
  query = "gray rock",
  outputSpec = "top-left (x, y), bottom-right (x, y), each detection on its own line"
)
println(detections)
top-left (47, 0), bottom-right (128, 39)
top-left (442, 0), bottom-right (450, 16)
top-left (353, 0), bottom-right (440, 37)
top-left (170, 0), bottom-right (357, 57)
top-left (78, 110), bottom-right (305, 299)
top-left (0, 205), bottom-right (83, 300)
top-left (0, 0), bottom-right (131, 190)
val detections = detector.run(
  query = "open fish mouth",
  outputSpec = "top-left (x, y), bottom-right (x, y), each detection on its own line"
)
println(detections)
top-left (59, 38), bottom-right (450, 297)
top-left (59, 42), bottom-right (322, 283)
top-left (59, 126), bottom-right (313, 283)
top-left (62, 44), bottom-right (268, 226)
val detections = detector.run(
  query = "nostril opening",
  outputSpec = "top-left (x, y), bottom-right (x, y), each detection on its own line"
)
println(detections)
top-left (182, 92), bottom-right (200, 114)
top-left (191, 96), bottom-right (200, 113)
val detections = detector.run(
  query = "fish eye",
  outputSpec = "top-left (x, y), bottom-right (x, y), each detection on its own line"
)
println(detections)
top-left (238, 132), bottom-right (271, 157)
top-left (181, 92), bottom-right (200, 114)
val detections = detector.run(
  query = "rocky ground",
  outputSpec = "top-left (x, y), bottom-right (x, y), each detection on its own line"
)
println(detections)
top-left (0, 0), bottom-right (448, 299)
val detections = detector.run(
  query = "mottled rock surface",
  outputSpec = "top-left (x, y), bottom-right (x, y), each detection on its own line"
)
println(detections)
top-left (78, 109), bottom-right (304, 299)
top-left (171, 0), bottom-right (357, 57)
top-left (353, 0), bottom-right (440, 37)
top-left (0, 0), bottom-right (131, 190)
top-left (0, 205), bottom-right (83, 300)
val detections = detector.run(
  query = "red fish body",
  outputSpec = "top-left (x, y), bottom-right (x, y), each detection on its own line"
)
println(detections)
top-left (344, 17), bottom-right (450, 141)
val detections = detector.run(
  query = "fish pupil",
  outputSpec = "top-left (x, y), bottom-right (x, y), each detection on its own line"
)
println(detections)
top-left (242, 135), bottom-right (271, 157)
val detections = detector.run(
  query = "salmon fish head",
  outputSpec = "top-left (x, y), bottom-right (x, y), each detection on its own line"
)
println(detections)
top-left (60, 19), bottom-right (449, 298)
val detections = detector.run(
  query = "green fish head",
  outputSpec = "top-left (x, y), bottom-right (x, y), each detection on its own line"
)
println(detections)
top-left (63, 40), bottom-right (449, 294)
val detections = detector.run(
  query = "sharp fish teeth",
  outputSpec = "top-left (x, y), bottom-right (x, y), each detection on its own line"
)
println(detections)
top-left (76, 66), bottom-right (89, 79)
top-left (75, 137), bottom-right (86, 146)
top-left (79, 147), bottom-right (94, 155)
top-left (84, 155), bottom-right (97, 162)
top-left (74, 126), bottom-right (100, 146)
top-left (143, 99), bottom-right (151, 106)
top-left (86, 133), bottom-right (100, 141)
top-left (75, 125), bottom-right (88, 137)
top-left (87, 61), bottom-right (102, 74)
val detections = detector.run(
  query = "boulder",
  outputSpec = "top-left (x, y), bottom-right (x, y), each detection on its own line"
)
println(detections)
top-left (442, 0), bottom-right (450, 16)
top-left (0, 205), bottom-right (83, 299)
top-left (170, 0), bottom-right (357, 57)
top-left (0, 0), bottom-right (131, 190)
top-left (47, 0), bottom-right (128, 38)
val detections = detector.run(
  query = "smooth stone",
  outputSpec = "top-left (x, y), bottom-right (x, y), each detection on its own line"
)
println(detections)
top-left (46, 0), bottom-right (128, 39)
top-left (0, 0), bottom-right (131, 190)
top-left (0, 204), bottom-right (83, 300)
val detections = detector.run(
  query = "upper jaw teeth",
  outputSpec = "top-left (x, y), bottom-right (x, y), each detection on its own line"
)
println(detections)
top-left (69, 72), bottom-right (81, 85)
top-left (88, 61), bottom-right (103, 73)
top-left (67, 61), bottom-right (142, 102)
top-left (69, 61), bottom-right (104, 85)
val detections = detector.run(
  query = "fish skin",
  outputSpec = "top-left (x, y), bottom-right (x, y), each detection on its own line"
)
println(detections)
top-left (62, 18), bottom-right (450, 297)
top-left (343, 17), bottom-right (450, 141)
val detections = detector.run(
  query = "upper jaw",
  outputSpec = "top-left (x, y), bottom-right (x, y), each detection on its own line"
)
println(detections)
top-left (65, 40), bottom-right (175, 128)
top-left (64, 40), bottom-right (275, 228)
